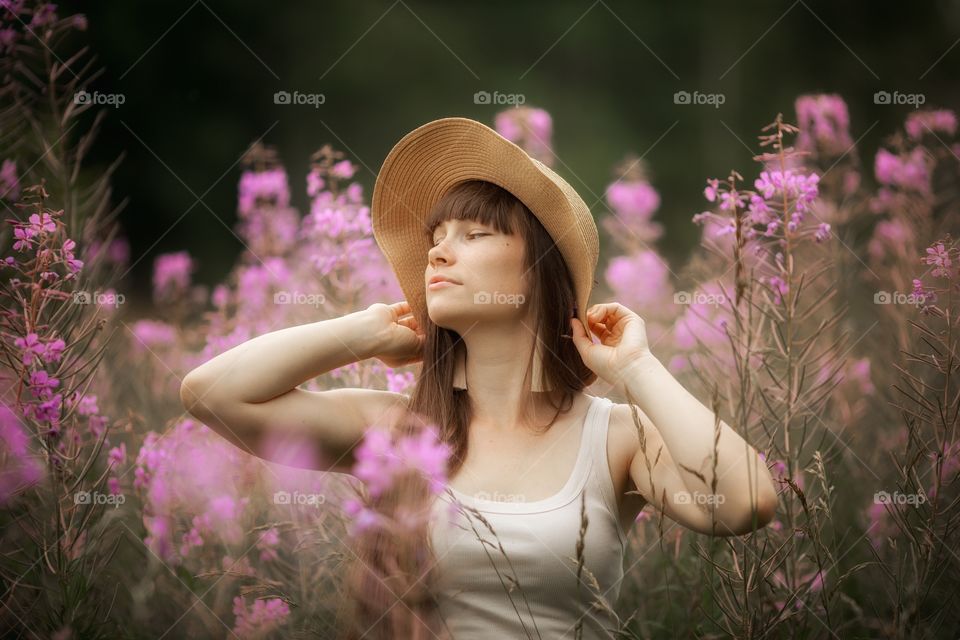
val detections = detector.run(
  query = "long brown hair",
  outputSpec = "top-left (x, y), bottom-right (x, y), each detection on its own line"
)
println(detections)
top-left (336, 179), bottom-right (595, 638)
top-left (413, 179), bottom-right (595, 476)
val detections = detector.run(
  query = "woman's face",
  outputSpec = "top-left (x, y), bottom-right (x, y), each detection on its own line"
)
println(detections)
top-left (424, 218), bottom-right (530, 331)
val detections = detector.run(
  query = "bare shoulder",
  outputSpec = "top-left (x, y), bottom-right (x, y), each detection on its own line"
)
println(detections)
top-left (606, 401), bottom-right (665, 488)
top-left (607, 401), bottom-right (659, 459)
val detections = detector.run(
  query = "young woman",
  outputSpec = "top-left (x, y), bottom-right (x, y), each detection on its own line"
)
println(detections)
top-left (181, 118), bottom-right (778, 639)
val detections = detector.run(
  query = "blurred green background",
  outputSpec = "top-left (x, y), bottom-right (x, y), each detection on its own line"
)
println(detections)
top-left (65, 0), bottom-right (960, 300)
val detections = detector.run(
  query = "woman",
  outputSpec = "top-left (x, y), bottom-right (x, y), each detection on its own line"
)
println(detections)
top-left (180, 117), bottom-right (778, 639)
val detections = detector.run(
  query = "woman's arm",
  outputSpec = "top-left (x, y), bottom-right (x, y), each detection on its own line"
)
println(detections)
top-left (620, 354), bottom-right (779, 535)
top-left (178, 307), bottom-right (414, 472)
top-left (181, 308), bottom-right (384, 408)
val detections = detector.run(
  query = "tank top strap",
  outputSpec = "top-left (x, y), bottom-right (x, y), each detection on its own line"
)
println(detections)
top-left (587, 395), bottom-right (614, 472)
top-left (584, 395), bottom-right (627, 546)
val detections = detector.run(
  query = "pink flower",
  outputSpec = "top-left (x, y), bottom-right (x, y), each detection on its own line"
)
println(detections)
top-left (330, 159), bottom-right (356, 180)
top-left (108, 443), bottom-right (126, 467)
top-left (764, 275), bottom-right (789, 305)
top-left (238, 167), bottom-right (290, 217)
top-left (922, 241), bottom-right (954, 278)
top-left (874, 148), bottom-right (930, 193)
top-left (28, 369), bottom-right (59, 399)
top-left (134, 419), bottom-right (254, 564)
top-left (849, 358), bottom-right (874, 395)
top-left (29, 3), bottom-right (57, 28)
top-left (605, 250), bottom-right (673, 311)
top-left (129, 320), bottom-right (177, 353)
top-left (719, 189), bottom-right (747, 211)
top-left (256, 527), bottom-right (280, 562)
top-left (232, 596), bottom-right (291, 639)
top-left (386, 370), bottom-right (415, 394)
top-left (606, 180), bottom-right (661, 221)
top-left (306, 168), bottom-right (325, 197)
top-left (794, 94), bottom-right (853, 155)
top-left (12, 226), bottom-right (34, 251)
top-left (28, 212), bottom-right (56, 235)
top-left (26, 393), bottom-right (62, 426)
top-left (348, 423), bottom-right (452, 534)
top-left (814, 222), bottom-right (831, 243)
top-left (868, 219), bottom-right (913, 261)
top-left (494, 106), bottom-right (554, 165)
top-left (343, 498), bottom-right (381, 535)
top-left (0, 405), bottom-right (44, 505)
top-left (905, 109), bottom-right (958, 140)
top-left (152, 251), bottom-right (194, 301)
top-left (703, 178), bottom-right (719, 202)
top-left (14, 333), bottom-right (46, 366)
top-left (42, 338), bottom-right (65, 364)
top-left (753, 170), bottom-right (820, 213)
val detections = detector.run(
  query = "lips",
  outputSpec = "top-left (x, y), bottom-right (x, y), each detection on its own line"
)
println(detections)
top-left (428, 275), bottom-right (461, 285)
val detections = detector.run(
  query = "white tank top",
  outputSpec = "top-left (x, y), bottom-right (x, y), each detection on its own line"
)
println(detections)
top-left (428, 394), bottom-right (627, 639)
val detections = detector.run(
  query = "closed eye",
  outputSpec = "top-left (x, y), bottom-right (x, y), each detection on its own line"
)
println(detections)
top-left (431, 232), bottom-right (490, 246)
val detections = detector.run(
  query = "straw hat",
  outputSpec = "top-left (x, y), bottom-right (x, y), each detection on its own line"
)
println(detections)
top-left (371, 116), bottom-right (599, 390)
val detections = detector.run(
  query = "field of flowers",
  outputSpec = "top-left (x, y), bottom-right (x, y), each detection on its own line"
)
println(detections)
top-left (1, 2), bottom-right (958, 639)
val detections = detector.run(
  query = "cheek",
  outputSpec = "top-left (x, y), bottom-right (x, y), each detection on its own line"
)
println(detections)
top-left (499, 240), bottom-right (525, 291)
top-left (478, 241), bottom-right (526, 289)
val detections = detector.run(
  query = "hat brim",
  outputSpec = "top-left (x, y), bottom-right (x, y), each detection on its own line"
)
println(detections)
top-left (371, 116), bottom-right (599, 382)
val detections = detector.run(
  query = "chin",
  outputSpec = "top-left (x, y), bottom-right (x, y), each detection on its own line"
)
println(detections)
top-left (427, 306), bottom-right (481, 333)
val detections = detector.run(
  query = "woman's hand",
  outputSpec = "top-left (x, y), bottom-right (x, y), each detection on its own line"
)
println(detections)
top-left (365, 301), bottom-right (426, 369)
top-left (569, 302), bottom-right (653, 385)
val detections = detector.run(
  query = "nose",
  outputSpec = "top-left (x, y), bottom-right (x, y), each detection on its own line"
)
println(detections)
top-left (427, 239), bottom-right (453, 268)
